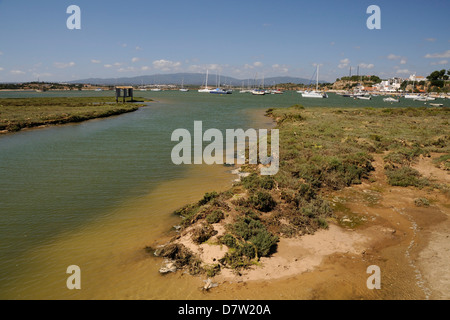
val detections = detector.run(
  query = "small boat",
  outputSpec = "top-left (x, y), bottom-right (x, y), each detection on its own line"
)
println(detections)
top-left (429, 103), bottom-right (443, 107)
top-left (179, 79), bottom-right (189, 92)
top-left (301, 65), bottom-right (328, 98)
top-left (270, 89), bottom-right (284, 94)
top-left (151, 88), bottom-right (162, 92)
top-left (404, 94), bottom-right (418, 99)
top-left (302, 91), bottom-right (328, 98)
top-left (199, 70), bottom-right (211, 93)
top-left (383, 97), bottom-right (399, 103)
top-left (357, 96), bottom-right (372, 100)
top-left (210, 88), bottom-right (231, 94)
top-left (251, 89), bottom-right (265, 95)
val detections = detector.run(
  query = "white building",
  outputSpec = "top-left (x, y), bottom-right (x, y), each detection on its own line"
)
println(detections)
top-left (409, 74), bottom-right (426, 82)
top-left (374, 77), bottom-right (403, 92)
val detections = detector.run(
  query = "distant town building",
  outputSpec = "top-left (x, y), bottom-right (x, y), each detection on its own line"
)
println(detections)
top-left (409, 74), bottom-right (426, 82)
top-left (373, 77), bottom-right (402, 92)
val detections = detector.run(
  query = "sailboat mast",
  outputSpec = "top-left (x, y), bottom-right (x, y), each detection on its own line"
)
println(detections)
top-left (316, 65), bottom-right (319, 91)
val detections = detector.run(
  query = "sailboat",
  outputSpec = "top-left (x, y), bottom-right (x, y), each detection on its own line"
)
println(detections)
top-left (198, 70), bottom-right (211, 93)
top-left (209, 71), bottom-right (231, 94)
top-left (383, 97), bottom-right (399, 103)
top-left (179, 78), bottom-right (189, 92)
top-left (302, 65), bottom-right (328, 98)
top-left (150, 76), bottom-right (162, 91)
top-left (139, 79), bottom-right (147, 91)
top-left (251, 73), bottom-right (266, 95)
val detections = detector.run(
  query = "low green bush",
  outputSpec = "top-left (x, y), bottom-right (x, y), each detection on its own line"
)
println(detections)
top-left (248, 191), bottom-right (277, 212)
top-left (385, 165), bottom-right (430, 188)
top-left (198, 191), bottom-right (219, 205)
top-left (206, 210), bottom-right (224, 224)
top-left (230, 217), bottom-right (278, 258)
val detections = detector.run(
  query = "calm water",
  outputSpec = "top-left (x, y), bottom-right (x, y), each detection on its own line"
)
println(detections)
top-left (0, 90), bottom-right (447, 299)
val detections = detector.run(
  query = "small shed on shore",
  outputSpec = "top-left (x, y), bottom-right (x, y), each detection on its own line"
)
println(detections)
top-left (115, 86), bottom-right (134, 103)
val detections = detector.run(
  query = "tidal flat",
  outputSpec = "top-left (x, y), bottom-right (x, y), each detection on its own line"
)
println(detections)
top-left (0, 97), bottom-right (150, 133)
top-left (152, 105), bottom-right (450, 300)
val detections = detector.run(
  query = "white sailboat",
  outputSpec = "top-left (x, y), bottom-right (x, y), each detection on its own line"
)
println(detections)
top-left (302, 65), bottom-right (328, 98)
top-left (139, 79), bottom-right (147, 91)
top-left (179, 78), bottom-right (189, 92)
top-left (198, 70), bottom-right (211, 93)
top-left (383, 97), bottom-right (399, 103)
top-left (151, 76), bottom-right (162, 91)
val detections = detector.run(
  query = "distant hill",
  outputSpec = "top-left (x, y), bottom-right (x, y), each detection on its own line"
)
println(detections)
top-left (68, 73), bottom-right (323, 86)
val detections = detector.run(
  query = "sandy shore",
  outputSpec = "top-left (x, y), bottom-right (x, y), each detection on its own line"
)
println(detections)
top-left (167, 153), bottom-right (450, 300)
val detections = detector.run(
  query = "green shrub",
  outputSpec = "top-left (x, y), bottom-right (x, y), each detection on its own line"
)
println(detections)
top-left (238, 242), bottom-right (257, 259)
top-left (249, 191), bottom-right (277, 212)
top-left (248, 231), bottom-right (278, 257)
top-left (220, 233), bottom-right (238, 249)
top-left (206, 210), bottom-right (224, 224)
top-left (385, 166), bottom-right (430, 188)
top-left (198, 191), bottom-right (219, 205)
top-left (219, 251), bottom-right (253, 269)
top-left (174, 204), bottom-right (201, 227)
top-left (317, 217), bottom-right (329, 229)
top-left (241, 173), bottom-right (275, 191)
top-left (191, 224), bottom-right (218, 244)
top-left (230, 217), bottom-right (278, 258)
top-left (205, 264), bottom-right (221, 278)
top-left (238, 207), bottom-right (261, 220)
top-left (414, 198), bottom-right (430, 207)
top-left (384, 147), bottom-right (427, 165)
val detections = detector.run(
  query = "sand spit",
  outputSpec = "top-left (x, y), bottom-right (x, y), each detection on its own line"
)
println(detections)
top-left (157, 153), bottom-right (450, 300)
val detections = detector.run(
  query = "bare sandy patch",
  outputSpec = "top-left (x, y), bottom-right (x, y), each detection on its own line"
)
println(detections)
top-left (216, 224), bottom-right (372, 283)
top-left (413, 154), bottom-right (450, 184)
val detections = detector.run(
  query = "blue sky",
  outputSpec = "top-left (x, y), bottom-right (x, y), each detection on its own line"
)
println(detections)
top-left (0, 0), bottom-right (448, 82)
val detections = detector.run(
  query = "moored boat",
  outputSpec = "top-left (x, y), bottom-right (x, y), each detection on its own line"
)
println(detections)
top-left (210, 88), bottom-right (231, 94)
top-left (301, 65), bottom-right (328, 98)
top-left (251, 89), bottom-right (265, 95)
top-left (302, 91), bottom-right (328, 98)
top-left (383, 97), bottom-right (399, 103)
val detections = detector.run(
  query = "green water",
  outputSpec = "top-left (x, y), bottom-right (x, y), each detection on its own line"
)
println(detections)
top-left (0, 90), bottom-right (447, 299)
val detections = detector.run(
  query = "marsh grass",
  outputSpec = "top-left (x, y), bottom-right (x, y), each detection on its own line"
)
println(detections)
top-left (0, 97), bottom-right (150, 132)
top-left (167, 105), bottom-right (449, 274)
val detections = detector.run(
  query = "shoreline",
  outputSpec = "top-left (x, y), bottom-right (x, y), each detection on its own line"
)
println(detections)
top-left (0, 97), bottom-right (151, 134)
top-left (149, 105), bottom-right (450, 300)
